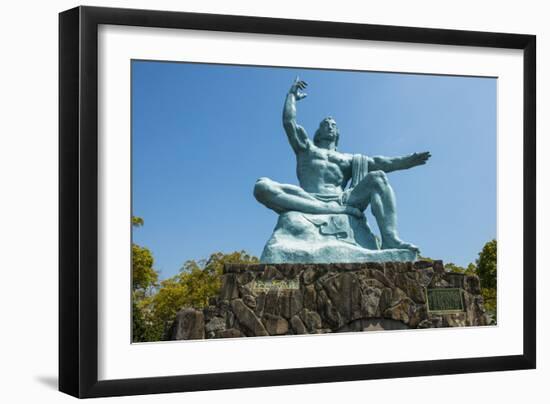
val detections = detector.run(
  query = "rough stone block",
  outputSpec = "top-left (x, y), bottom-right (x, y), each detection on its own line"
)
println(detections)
top-left (166, 261), bottom-right (490, 340)
top-left (169, 308), bottom-right (205, 340)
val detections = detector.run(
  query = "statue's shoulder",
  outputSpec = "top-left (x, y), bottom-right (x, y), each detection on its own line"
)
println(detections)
top-left (295, 139), bottom-right (315, 155)
top-left (338, 152), bottom-right (354, 163)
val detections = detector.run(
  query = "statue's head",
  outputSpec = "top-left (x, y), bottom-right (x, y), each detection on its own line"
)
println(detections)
top-left (314, 117), bottom-right (340, 149)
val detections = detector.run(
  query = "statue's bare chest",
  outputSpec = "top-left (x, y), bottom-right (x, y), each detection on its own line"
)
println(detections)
top-left (297, 148), bottom-right (352, 182)
top-left (306, 148), bottom-right (350, 169)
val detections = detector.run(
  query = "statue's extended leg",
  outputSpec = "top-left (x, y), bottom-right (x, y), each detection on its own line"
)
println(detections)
top-left (254, 177), bottom-right (352, 216)
top-left (346, 171), bottom-right (419, 252)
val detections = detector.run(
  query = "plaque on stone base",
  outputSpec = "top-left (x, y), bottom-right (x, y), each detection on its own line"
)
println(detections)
top-left (167, 261), bottom-right (490, 340)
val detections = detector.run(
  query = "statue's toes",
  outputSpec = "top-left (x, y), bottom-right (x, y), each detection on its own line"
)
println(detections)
top-left (383, 239), bottom-right (420, 252)
top-left (401, 242), bottom-right (420, 253)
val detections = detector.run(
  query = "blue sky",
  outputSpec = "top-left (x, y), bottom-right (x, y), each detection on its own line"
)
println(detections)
top-left (132, 60), bottom-right (496, 280)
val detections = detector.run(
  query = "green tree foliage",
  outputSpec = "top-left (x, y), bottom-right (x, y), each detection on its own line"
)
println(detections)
top-left (135, 250), bottom-right (259, 342)
top-left (465, 263), bottom-right (477, 275)
top-left (481, 287), bottom-right (497, 319)
top-left (476, 239), bottom-right (497, 320)
top-left (441, 241), bottom-right (497, 323)
top-left (131, 216), bottom-right (162, 342)
top-left (158, 251), bottom-right (258, 320)
top-left (132, 299), bottom-right (164, 343)
top-left (445, 262), bottom-right (476, 275)
top-left (131, 216), bottom-right (159, 293)
top-left (132, 299), bottom-right (147, 341)
top-left (132, 244), bottom-right (158, 292)
top-left (445, 262), bottom-right (465, 273)
top-left (476, 239), bottom-right (497, 289)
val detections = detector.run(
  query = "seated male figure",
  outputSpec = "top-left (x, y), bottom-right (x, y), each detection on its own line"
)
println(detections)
top-left (254, 78), bottom-right (431, 251)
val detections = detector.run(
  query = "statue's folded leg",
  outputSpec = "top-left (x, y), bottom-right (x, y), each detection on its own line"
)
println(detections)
top-left (345, 171), bottom-right (419, 252)
top-left (253, 177), bottom-right (349, 216)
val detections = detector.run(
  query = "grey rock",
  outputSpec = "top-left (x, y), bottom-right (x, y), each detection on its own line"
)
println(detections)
top-left (429, 273), bottom-right (450, 288)
top-left (278, 289), bottom-right (303, 319)
top-left (433, 260), bottom-right (445, 274)
top-left (166, 262), bottom-right (491, 340)
top-left (243, 294), bottom-right (256, 309)
top-left (414, 260), bottom-right (434, 269)
top-left (302, 284), bottom-right (317, 310)
top-left (361, 286), bottom-right (383, 317)
top-left (262, 265), bottom-right (284, 280)
top-left (290, 315), bottom-right (308, 334)
top-left (219, 274), bottom-right (239, 301)
top-left (446, 272), bottom-right (466, 288)
top-left (442, 312), bottom-right (466, 327)
top-left (384, 297), bottom-right (416, 325)
top-left (236, 271), bottom-right (255, 285)
top-left (362, 268), bottom-right (395, 288)
top-left (417, 319), bottom-right (432, 328)
top-left (169, 308), bottom-right (205, 340)
top-left (338, 318), bottom-right (410, 332)
top-left (416, 268), bottom-right (434, 287)
top-left (299, 309), bottom-right (323, 332)
top-left (394, 272), bottom-right (426, 304)
top-left (262, 314), bottom-right (289, 335)
top-left (316, 288), bottom-right (344, 328)
top-left (464, 275), bottom-right (481, 294)
top-left (231, 299), bottom-right (268, 336)
top-left (263, 288), bottom-right (280, 316)
top-left (254, 293), bottom-right (266, 317)
top-left (390, 287), bottom-right (409, 306)
top-left (302, 266), bottom-right (319, 285)
top-left (205, 316), bottom-right (226, 334)
top-left (203, 305), bottom-right (219, 322)
top-left (378, 287), bottom-right (393, 313)
top-left (321, 272), bottom-right (362, 322)
top-left (216, 328), bottom-right (242, 338)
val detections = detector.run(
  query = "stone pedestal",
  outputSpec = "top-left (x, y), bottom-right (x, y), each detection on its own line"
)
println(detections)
top-left (167, 261), bottom-right (490, 340)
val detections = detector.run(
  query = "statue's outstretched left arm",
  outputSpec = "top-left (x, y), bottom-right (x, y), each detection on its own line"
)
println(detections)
top-left (368, 151), bottom-right (431, 173)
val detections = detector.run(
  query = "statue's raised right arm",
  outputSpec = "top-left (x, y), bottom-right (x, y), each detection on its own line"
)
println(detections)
top-left (282, 77), bottom-right (311, 153)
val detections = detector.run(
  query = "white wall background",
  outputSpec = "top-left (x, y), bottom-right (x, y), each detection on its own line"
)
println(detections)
top-left (0, 0), bottom-right (546, 402)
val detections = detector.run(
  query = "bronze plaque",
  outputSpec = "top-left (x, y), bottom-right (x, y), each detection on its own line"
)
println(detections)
top-left (427, 288), bottom-right (464, 313)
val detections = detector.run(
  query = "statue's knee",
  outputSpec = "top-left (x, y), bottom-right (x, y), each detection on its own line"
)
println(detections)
top-left (368, 170), bottom-right (388, 186)
top-left (254, 177), bottom-right (274, 200)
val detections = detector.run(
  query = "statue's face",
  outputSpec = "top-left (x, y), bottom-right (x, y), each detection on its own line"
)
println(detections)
top-left (314, 117), bottom-right (340, 149)
top-left (318, 117), bottom-right (338, 141)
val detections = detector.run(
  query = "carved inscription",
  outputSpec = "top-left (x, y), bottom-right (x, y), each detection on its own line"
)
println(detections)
top-left (252, 279), bottom-right (300, 292)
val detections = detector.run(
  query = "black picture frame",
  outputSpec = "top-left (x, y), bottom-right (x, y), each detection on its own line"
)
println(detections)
top-left (59, 5), bottom-right (536, 398)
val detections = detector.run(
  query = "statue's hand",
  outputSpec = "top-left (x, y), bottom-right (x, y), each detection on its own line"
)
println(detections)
top-left (289, 76), bottom-right (308, 101)
top-left (409, 151), bottom-right (431, 167)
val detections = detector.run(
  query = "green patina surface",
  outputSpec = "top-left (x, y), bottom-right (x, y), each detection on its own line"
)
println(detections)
top-left (427, 288), bottom-right (464, 313)
top-left (254, 78), bottom-right (430, 264)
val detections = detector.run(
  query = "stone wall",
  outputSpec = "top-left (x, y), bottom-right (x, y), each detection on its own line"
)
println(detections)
top-left (166, 261), bottom-right (490, 340)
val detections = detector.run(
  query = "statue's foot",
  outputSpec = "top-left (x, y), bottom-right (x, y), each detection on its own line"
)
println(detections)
top-left (381, 237), bottom-right (420, 253)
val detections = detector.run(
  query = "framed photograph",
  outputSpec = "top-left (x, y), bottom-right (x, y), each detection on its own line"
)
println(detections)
top-left (59, 6), bottom-right (536, 398)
